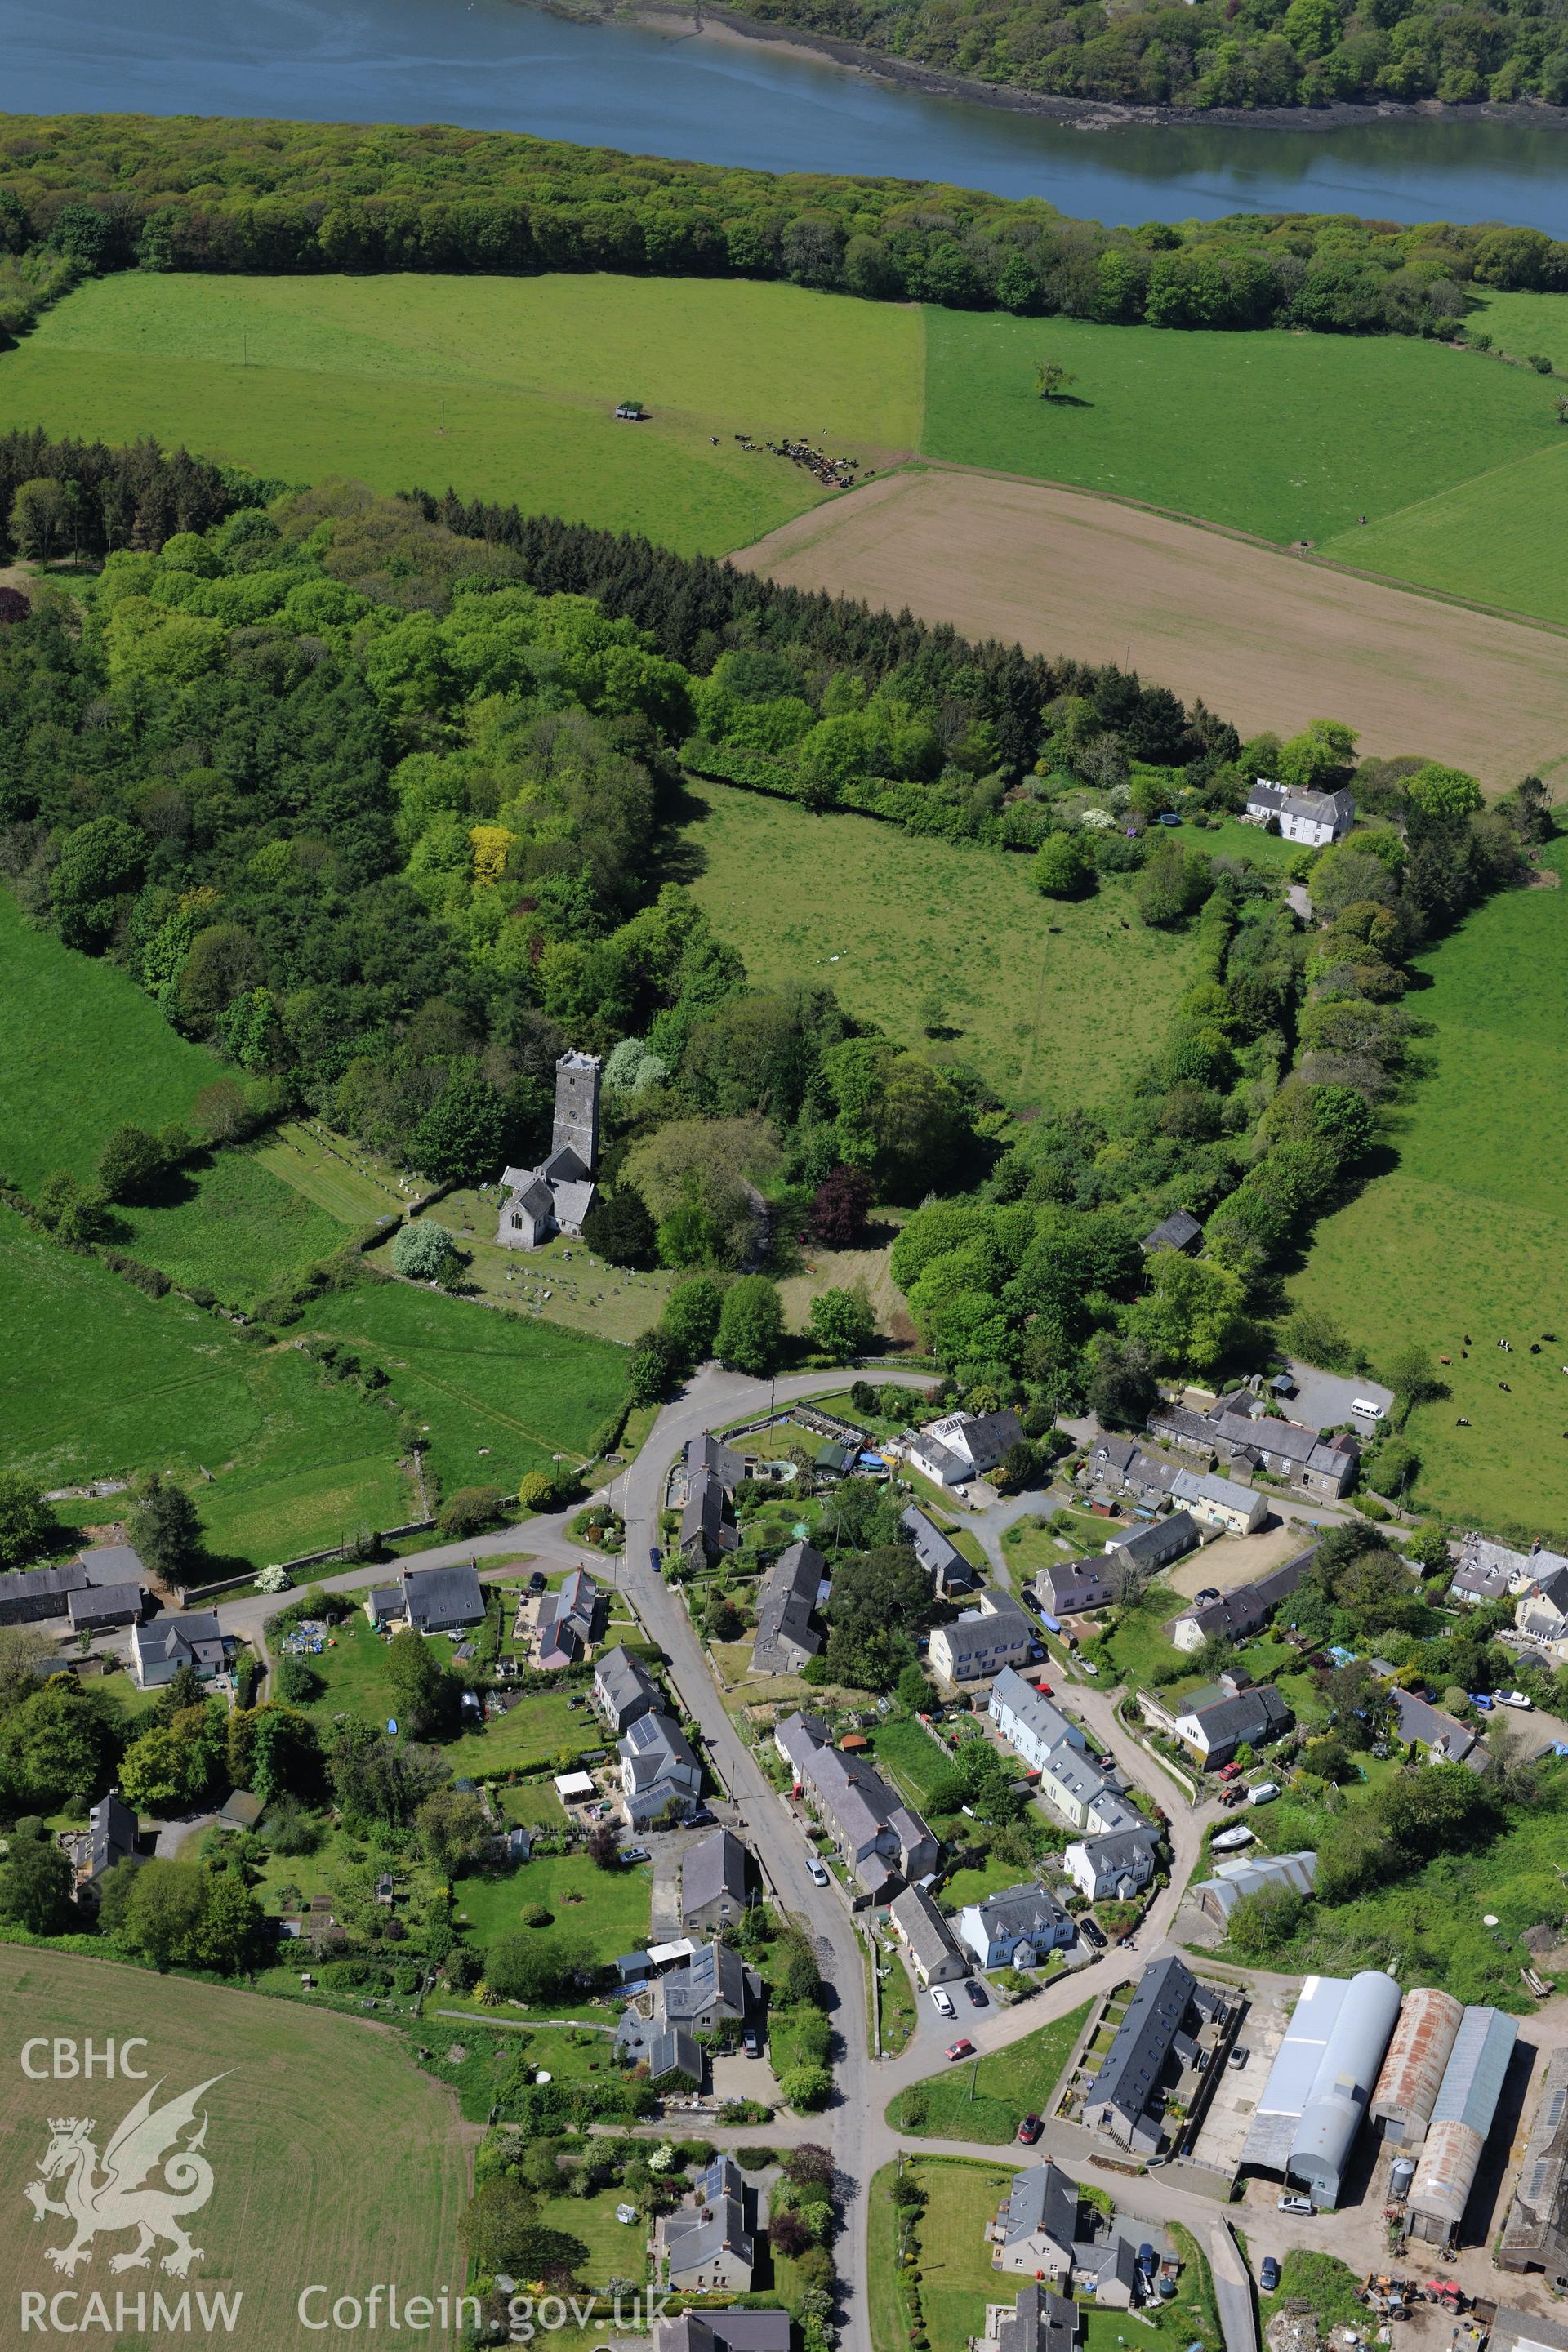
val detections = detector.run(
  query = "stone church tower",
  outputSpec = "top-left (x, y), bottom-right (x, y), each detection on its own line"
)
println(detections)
top-left (551, 1049), bottom-right (601, 1174)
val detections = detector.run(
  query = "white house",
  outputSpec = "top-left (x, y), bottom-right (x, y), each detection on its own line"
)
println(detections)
top-left (1169, 1468), bottom-right (1267, 1537)
top-left (1245, 779), bottom-right (1354, 847)
top-left (928, 1590), bottom-right (1033, 1685)
top-left (131, 1611), bottom-right (229, 1690)
top-left (904, 1409), bottom-right (1023, 1490)
top-left (889, 1882), bottom-right (970, 1986)
top-left (959, 1882), bottom-right (1073, 1971)
top-left (988, 1666), bottom-right (1085, 1771)
top-left (1063, 1828), bottom-right (1158, 1904)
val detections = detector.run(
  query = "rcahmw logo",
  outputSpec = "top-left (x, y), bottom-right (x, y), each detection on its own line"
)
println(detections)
top-left (19, 2047), bottom-right (241, 2335)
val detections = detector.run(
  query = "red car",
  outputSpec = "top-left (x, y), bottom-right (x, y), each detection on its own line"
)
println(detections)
top-left (1017, 2114), bottom-right (1044, 2145)
top-left (946, 2039), bottom-right (976, 2062)
top-left (1218, 1762), bottom-right (1242, 1780)
top-left (1033, 1680), bottom-right (1054, 1696)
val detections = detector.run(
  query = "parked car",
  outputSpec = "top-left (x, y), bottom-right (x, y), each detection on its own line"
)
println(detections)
top-left (622, 1846), bottom-right (650, 1864)
top-left (1027, 1643), bottom-right (1046, 1664)
top-left (1033, 1679), bottom-right (1053, 1696)
top-left (1227, 2046), bottom-right (1250, 2069)
top-left (808, 1860), bottom-right (831, 1886)
top-left (1079, 1917), bottom-right (1107, 1950)
top-left (688, 1806), bottom-right (716, 1826)
top-left (648, 1548), bottom-right (662, 1572)
top-left (1499, 1690), bottom-right (1535, 1709)
top-left (1196, 1588), bottom-right (1222, 1606)
top-left (742, 2029), bottom-right (761, 2058)
top-left (1017, 2114), bottom-right (1043, 2145)
top-left (1277, 2194), bottom-right (1313, 2216)
top-left (1471, 1692), bottom-right (1494, 1711)
top-left (528, 1570), bottom-right (548, 1593)
top-left (1245, 1781), bottom-right (1281, 1806)
top-left (931, 1988), bottom-right (957, 2019)
top-left (964, 1979), bottom-right (989, 2009)
top-left (1137, 2245), bottom-right (1156, 2277)
top-left (1260, 2257), bottom-right (1281, 2293)
top-left (1217, 1762), bottom-right (1243, 1780)
top-left (945, 2039), bottom-right (976, 2061)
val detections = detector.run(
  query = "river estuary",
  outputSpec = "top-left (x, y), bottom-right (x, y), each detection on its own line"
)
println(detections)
top-left (4, 0), bottom-right (1568, 232)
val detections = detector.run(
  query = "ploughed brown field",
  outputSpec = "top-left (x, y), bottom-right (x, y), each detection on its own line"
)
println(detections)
top-left (733, 466), bottom-right (1568, 791)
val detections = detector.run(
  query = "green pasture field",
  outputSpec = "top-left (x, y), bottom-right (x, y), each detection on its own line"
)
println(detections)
top-left (0, 272), bottom-right (922, 557)
top-left (887, 2001), bottom-right (1091, 2141)
top-left (1472, 288), bottom-right (1568, 372)
top-left (117, 1147), bottom-right (351, 1307)
top-left (451, 1850), bottom-right (652, 1962)
top-left (1316, 438), bottom-right (1568, 624)
top-left (0, 1205), bottom-right (414, 1555)
top-left (679, 782), bottom-right (1196, 1107)
top-left (1290, 839), bottom-right (1568, 1539)
top-left (921, 307), bottom-right (1561, 549)
top-left (0, 888), bottom-right (225, 1191)
top-left (0, 1945), bottom-right (470, 2351)
top-left (303, 1276), bottom-right (629, 1493)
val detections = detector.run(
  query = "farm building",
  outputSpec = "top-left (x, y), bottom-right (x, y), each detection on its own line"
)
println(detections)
top-left (928, 1589), bottom-right (1032, 1684)
top-left (1169, 1468), bottom-right (1267, 1537)
top-left (889, 1881), bottom-right (970, 1986)
top-left (1169, 1548), bottom-right (1316, 1651)
top-left (1192, 1848), bottom-right (1316, 1927)
top-left (1244, 779), bottom-right (1354, 845)
top-left (1499, 2047), bottom-right (1568, 2283)
top-left (1370, 1987), bottom-right (1463, 2147)
top-left (1242, 1968), bottom-right (1401, 2208)
top-left (751, 1539), bottom-right (826, 1675)
top-left (1405, 2007), bottom-right (1520, 2247)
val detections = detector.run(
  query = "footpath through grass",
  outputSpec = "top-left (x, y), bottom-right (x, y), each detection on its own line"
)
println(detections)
top-left (679, 781), bottom-right (1196, 1107)
top-left (888, 2000), bottom-right (1091, 2141)
top-left (1292, 837), bottom-right (1568, 1539)
top-left (0, 272), bottom-right (922, 557)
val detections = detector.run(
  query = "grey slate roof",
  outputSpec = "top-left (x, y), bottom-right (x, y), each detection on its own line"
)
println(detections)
top-left (1183, 1682), bottom-right (1290, 1753)
top-left (1072, 1826), bottom-right (1158, 1878)
top-left (997, 2161), bottom-right (1079, 2257)
top-left (1142, 1209), bottom-right (1203, 1254)
top-left (688, 1432), bottom-right (746, 1490)
top-left (993, 2286), bottom-right (1079, 2352)
top-left (1389, 1686), bottom-right (1475, 1760)
top-left (889, 1882), bottom-right (968, 1978)
top-left (682, 1827), bottom-right (749, 1922)
top-left (938, 1588), bottom-right (1031, 1669)
top-left (1174, 1548), bottom-right (1315, 1644)
top-left (596, 1643), bottom-right (660, 1728)
top-left (1038, 1555), bottom-right (1118, 1614)
top-left (68, 1580), bottom-right (141, 1627)
top-left (751, 1539), bottom-right (826, 1672)
top-left (135, 1610), bottom-right (225, 1673)
top-left (77, 1544), bottom-right (147, 1586)
top-left (657, 2317), bottom-right (791, 2352)
top-left (402, 1561), bottom-right (485, 1631)
top-left (1105, 1511), bottom-right (1199, 1572)
top-left (621, 1709), bottom-right (700, 1793)
top-left (1089, 1953), bottom-right (1196, 2130)
top-left (661, 1940), bottom-right (749, 2023)
top-left (902, 1505), bottom-right (972, 1589)
top-left (971, 1882), bottom-right (1071, 1948)
top-left (681, 1466), bottom-right (737, 1559)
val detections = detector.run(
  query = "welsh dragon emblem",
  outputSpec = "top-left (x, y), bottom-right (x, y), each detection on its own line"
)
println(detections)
top-left (24, 2074), bottom-right (227, 2278)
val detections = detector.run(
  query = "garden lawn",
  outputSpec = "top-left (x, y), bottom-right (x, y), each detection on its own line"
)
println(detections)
top-left (888, 2001), bottom-right (1091, 2141)
top-left (283, 1608), bottom-right (401, 1726)
top-left (899, 2158), bottom-right (1016, 2352)
top-left (869, 1717), bottom-right (960, 1809)
top-left (439, 1688), bottom-right (596, 1775)
top-left (0, 1205), bottom-right (413, 1560)
top-left (0, 273), bottom-right (922, 557)
top-left (1290, 836), bottom-right (1568, 1538)
top-left (0, 886), bottom-right (225, 1190)
top-left (305, 1274), bottom-right (630, 1491)
top-left (1082, 1586), bottom-right (1189, 1691)
top-left (452, 1851), bottom-right (652, 1964)
top-left (117, 1147), bottom-right (352, 1309)
top-left (679, 782), bottom-right (1196, 1107)
top-left (922, 308), bottom-right (1561, 552)
top-left (537, 2187), bottom-right (649, 2287)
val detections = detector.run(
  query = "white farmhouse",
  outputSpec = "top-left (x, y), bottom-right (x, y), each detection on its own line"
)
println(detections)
top-left (1245, 779), bottom-right (1354, 847)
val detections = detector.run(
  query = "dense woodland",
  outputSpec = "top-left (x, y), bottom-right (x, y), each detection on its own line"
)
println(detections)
top-left (746, 0), bottom-right (1568, 109)
top-left (0, 114), bottom-right (1563, 343)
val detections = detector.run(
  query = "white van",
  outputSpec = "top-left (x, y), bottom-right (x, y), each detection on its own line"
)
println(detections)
top-left (1245, 1781), bottom-right (1281, 1806)
top-left (1352, 1397), bottom-right (1386, 1422)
